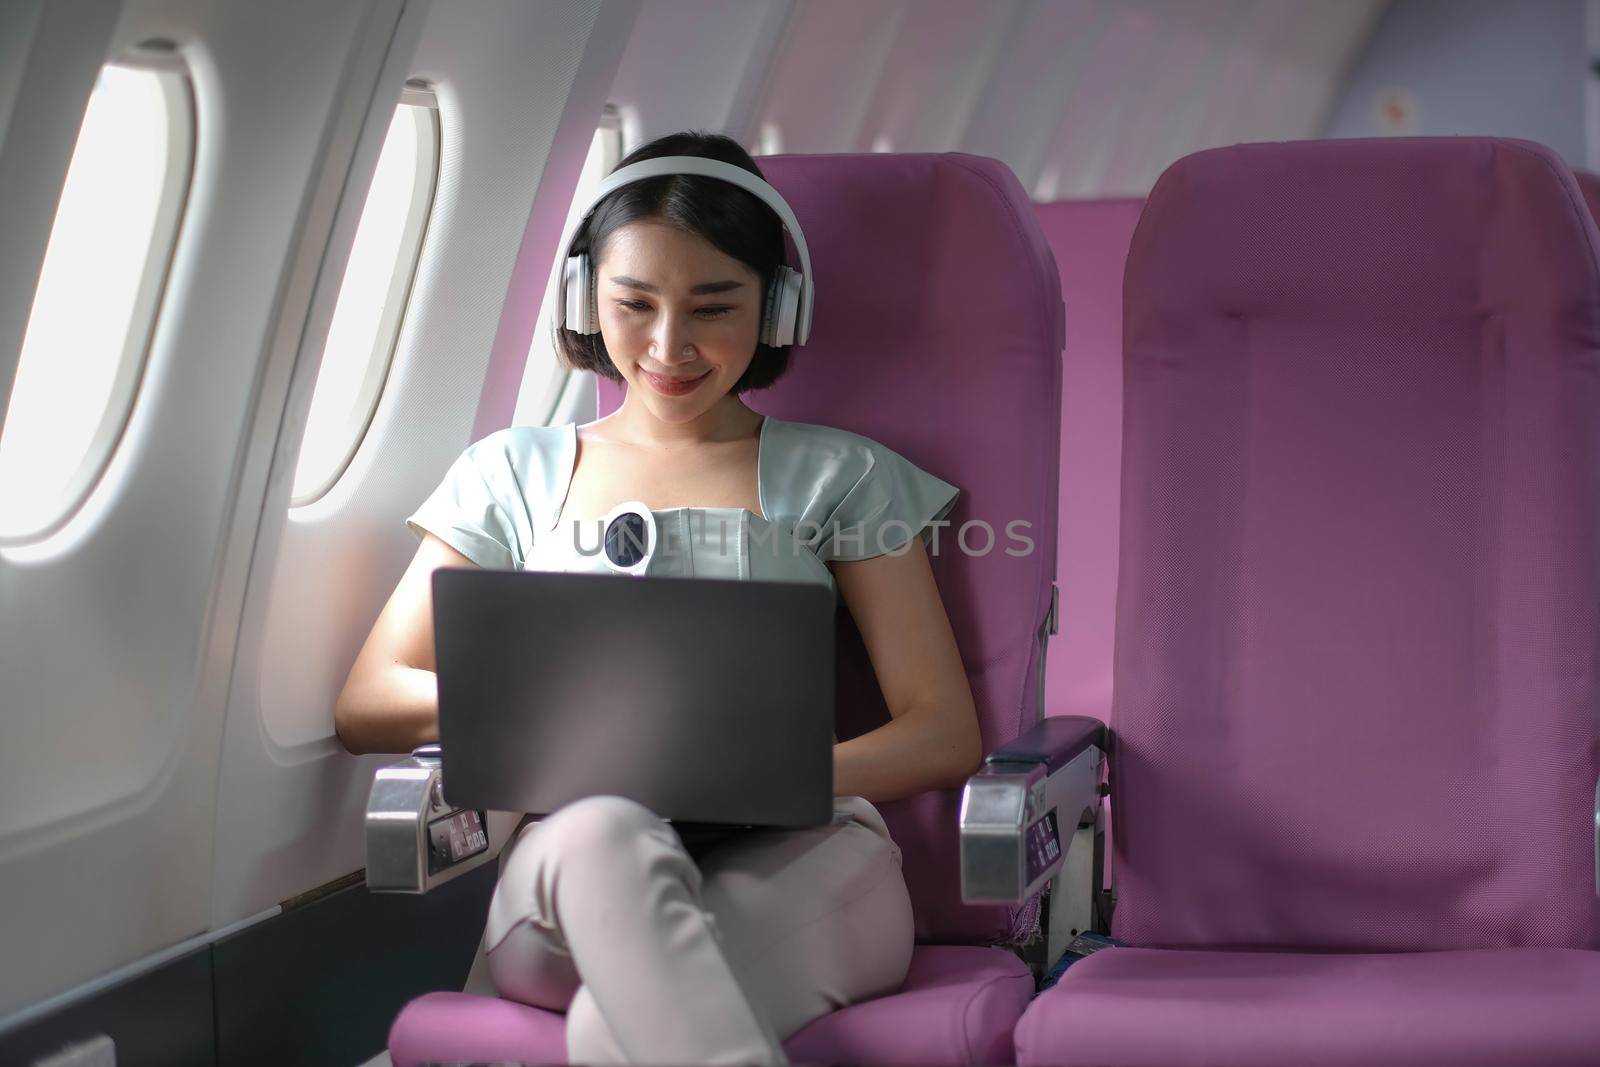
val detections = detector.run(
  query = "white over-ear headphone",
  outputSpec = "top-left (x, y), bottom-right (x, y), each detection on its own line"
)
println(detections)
top-left (549, 155), bottom-right (815, 349)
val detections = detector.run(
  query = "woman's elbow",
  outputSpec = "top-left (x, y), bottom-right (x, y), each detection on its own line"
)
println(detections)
top-left (944, 717), bottom-right (985, 789)
top-left (333, 687), bottom-right (375, 755)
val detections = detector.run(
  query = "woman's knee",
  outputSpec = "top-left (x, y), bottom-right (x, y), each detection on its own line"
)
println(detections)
top-left (542, 794), bottom-right (668, 853)
top-left (500, 795), bottom-right (669, 881)
top-left (491, 794), bottom-right (694, 932)
top-left (483, 796), bottom-right (680, 1008)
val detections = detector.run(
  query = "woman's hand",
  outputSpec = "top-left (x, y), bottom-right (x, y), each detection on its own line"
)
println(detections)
top-left (828, 534), bottom-right (983, 803)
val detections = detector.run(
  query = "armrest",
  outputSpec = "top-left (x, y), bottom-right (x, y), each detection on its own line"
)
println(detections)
top-left (983, 715), bottom-right (1103, 774)
top-left (959, 716), bottom-right (1106, 905)
top-left (365, 744), bottom-right (514, 893)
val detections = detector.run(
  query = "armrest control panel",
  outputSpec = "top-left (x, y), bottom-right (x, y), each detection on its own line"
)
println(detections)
top-left (959, 716), bottom-right (1105, 904)
top-left (367, 744), bottom-right (501, 893)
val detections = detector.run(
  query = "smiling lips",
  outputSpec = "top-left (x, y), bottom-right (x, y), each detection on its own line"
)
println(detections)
top-left (643, 368), bottom-right (710, 395)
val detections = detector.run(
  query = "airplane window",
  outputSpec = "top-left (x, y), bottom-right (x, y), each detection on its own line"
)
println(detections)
top-left (289, 87), bottom-right (440, 506)
top-left (0, 62), bottom-right (193, 544)
top-left (511, 106), bottom-right (624, 426)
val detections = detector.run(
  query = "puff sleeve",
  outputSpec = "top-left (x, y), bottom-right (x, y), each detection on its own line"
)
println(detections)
top-left (814, 436), bottom-right (961, 563)
top-left (404, 430), bottom-right (523, 571)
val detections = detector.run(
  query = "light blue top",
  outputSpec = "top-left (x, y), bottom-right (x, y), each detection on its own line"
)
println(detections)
top-left (406, 415), bottom-right (957, 855)
top-left (404, 414), bottom-right (961, 596)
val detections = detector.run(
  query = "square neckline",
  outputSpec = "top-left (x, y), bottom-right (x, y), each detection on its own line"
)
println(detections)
top-left (549, 414), bottom-right (774, 530)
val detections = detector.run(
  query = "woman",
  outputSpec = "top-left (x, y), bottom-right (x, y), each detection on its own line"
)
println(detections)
top-left (334, 130), bottom-right (983, 1065)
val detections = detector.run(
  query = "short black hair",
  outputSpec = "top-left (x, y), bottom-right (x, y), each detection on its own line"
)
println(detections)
top-left (553, 130), bottom-right (793, 394)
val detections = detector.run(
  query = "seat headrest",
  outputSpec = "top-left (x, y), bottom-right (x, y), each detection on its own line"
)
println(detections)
top-left (1131, 137), bottom-right (1600, 319)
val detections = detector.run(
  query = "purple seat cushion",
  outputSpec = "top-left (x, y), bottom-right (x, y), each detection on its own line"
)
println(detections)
top-left (783, 945), bottom-right (1033, 1065)
top-left (389, 945), bottom-right (1032, 1067)
top-left (597, 152), bottom-right (1063, 945)
top-left (1113, 137), bottom-right (1600, 951)
top-left (389, 989), bottom-right (565, 1067)
top-left (1015, 947), bottom-right (1600, 1067)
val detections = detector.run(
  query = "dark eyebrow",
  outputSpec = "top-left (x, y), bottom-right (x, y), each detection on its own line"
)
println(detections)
top-left (609, 275), bottom-right (745, 296)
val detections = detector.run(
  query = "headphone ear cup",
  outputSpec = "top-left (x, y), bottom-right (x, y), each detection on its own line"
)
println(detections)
top-left (766, 266), bottom-right (803, 348)
top-left (564, 252), bottom-right (596, 334)
top-left (759, 270), bottom-right (781, 347)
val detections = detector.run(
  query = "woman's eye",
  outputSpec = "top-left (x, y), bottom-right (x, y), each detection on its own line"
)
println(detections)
top-left (613, 300), bottom-right (730, 319)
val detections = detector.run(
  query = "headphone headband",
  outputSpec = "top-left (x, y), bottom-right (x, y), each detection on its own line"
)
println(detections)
top-left (550, 154), bottom-right (814, 347)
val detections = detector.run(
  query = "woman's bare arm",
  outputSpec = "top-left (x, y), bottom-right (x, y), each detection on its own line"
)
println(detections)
top-left (334, 532), bottom-right (476, 754)
top-left (828, 536), bottom-right (984, 803)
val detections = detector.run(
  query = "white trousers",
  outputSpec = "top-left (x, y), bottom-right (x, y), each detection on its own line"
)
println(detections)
top-left (463, 793), bottom-right (915, 1065)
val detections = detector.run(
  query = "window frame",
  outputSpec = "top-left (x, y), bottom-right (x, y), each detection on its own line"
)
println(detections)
top-left (515, 104), bottom-right (624, 428)
top-left (288, 81), bottom-right (441, 507)
top-left (0, 50), bottom-right (196, 546)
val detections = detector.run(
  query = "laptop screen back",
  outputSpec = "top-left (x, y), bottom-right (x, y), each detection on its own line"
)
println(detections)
top-left (431, 568), bottom-right (835, 828)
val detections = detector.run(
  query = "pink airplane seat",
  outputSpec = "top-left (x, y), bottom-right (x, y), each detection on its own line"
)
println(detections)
top-left (1016, 138), bottom-right (1600, 1066)
top-left (1575, 168), bottom-right (1600, 223)
top-left (389, 151), bottom-right (1066, 1066)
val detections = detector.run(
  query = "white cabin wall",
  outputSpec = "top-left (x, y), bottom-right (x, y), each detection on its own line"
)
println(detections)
top-left (210, 0), bottom-right (642, 930)
top-left (1322, 0), bottom-right (1588, 168)
top-left (0, 1), bottom-right (52, 164)
top-left (0, 0), bottom-right (405, 1020)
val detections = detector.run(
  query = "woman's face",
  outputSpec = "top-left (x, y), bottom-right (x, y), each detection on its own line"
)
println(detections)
top-left (594, 219), bottom-right (763, 422)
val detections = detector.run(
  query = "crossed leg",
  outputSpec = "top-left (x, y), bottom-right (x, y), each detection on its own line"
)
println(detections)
top-left (479, 794), bottom-right (913, 1065)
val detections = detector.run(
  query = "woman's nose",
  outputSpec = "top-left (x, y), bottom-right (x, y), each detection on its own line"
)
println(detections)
top-left (651, 314), bottom-right (698, 364)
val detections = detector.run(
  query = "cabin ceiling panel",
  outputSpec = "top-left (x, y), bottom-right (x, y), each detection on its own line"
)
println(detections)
top-left (1096, 0), bottom-right (1248, 196)
top-left (962, 0), bottom-right (1109, 194)
top-left (1034, 0), bottom-right (1171, 200)
top-left (608, 0), bottom-right (792, 148)
top-left (648, 0), bottom-right (1383, 197)
top-left (852, 0), bottom-right (1022, 153)
top-left (752, 0), bottom-right (910, 153)
top-left (1323, 0), bottom-right (1587, 167)
top-left (1244, 0), bottom-right (1386, 143)
top-left (1029, 0), bottom-right (1385, 199)
top-left (1179, 0), bottom-right (1300, 168)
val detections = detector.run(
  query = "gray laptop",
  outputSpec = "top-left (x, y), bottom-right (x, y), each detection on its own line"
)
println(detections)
top-left (431, 568), bottom-right (836, 829)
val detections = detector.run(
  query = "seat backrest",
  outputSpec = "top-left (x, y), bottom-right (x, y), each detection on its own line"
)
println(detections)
top-left (598, 153), bottom-right (1064, 944)
top-left (1112, 138), bottom-right (1600, 952)
top-left (1576, 169), bottom-right (1600, 224)
top-left (1032, 198), bottom-right (1143, 724)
